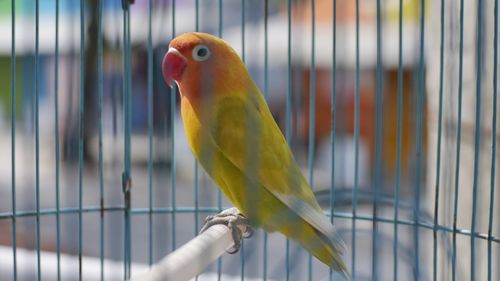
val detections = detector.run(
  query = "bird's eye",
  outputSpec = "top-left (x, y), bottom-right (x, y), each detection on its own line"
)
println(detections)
top-left (192, 45), bottom-right (211, 61)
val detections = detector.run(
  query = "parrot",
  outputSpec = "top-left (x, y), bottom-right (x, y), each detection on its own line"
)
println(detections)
top-left (162, 32), bottom-right (349, 277)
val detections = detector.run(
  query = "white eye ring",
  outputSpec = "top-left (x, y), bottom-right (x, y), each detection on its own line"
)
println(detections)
top-left (192, 45), bottom-right (211, 61)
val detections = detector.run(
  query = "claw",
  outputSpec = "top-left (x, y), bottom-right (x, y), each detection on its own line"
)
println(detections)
top-left (225, 244), bottom-right (240, 254)
top-left (199, 207), bottom-right (254, 254)
top-left (204, 215), bottom-right (214, 223)
top-left (242, 226), bottom-right (254, 239)
top-left (227, 220), bottom-right (243, 254)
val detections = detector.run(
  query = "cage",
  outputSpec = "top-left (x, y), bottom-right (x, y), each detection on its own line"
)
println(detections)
top-left (0, 0), bottom-right (498, 280)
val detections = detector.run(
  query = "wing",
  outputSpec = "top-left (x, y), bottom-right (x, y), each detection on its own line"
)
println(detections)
top-left (206, 90), bottom-right (341, 246)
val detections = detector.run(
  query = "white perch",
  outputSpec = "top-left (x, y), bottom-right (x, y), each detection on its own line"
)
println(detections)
top-left (130, 224), bottom-right (234, 281)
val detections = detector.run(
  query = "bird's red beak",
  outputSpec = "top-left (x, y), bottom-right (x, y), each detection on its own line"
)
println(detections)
top-left (162, 48), bottom-right (187, 88)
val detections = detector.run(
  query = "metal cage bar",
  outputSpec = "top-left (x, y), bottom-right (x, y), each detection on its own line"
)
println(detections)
top-left (77, 1), bottom-right (86, 280)
top-left (286, 1), bottom-right (292, 280)
top-left (470, 1), bottom-right (484, 280)
top-left (147, 0), bottom-right (154, 270)
top-left (54, 0), bottom-right (62, 279)
top-left (10, 0), bottom-right (18, 280)
top-left (329, 1), bottom-right (338, 281)
top-left (352, 0), bottom-right (361, 278)
top-left (487, 2), bottom-right (499, 281)
top-left (433, 0), bottom-right (446, 280)
top-left (394, 0), bottom-right (405, 280)
top-left (308, 0), bottom-right (316, 280)
top-left (35, 1), bottom-right (42, 280)
top-left (97, 0), bottom-right (105, 278)
top-left (451, 0), bottom-right (465, 279)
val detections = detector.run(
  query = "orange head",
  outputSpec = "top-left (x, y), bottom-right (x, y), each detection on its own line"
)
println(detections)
top-left (162, 32), bottom-right (251, 102)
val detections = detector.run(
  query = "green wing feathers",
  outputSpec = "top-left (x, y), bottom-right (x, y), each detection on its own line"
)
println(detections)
top-left (209, 92), bottom-right (320, 209)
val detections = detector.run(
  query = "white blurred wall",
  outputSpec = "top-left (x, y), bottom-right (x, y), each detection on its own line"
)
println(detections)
top-left (426, 0), bottom-right (500, 280)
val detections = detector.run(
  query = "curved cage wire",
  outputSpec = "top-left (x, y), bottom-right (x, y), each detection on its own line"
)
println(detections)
top-left (0, 0), bottom-right (498, 280)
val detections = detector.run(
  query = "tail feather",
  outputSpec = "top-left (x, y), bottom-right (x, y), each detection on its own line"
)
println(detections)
top-left (284, 219), bottom-right (351, 280)
top-left (315, 230), bottom-right (351, 280)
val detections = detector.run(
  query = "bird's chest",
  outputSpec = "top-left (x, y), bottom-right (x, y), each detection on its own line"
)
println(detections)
top-left (180, 97), bottom-right (206, 156)
top-left (180, 96), bottom-right (257, 214)
top-left (180, 97), bottom-right (223, 172)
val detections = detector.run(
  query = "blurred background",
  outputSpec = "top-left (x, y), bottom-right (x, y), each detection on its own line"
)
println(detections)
top-left (0, 0), bottom-right (498, 280)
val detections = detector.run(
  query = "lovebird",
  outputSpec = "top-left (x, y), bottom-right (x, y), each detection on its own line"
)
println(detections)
top-left (162, 32), bottom-right (349, 277)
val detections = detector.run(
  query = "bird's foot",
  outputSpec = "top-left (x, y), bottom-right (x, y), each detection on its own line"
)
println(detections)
top-left (200, 207), bottom-right (254, 254)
